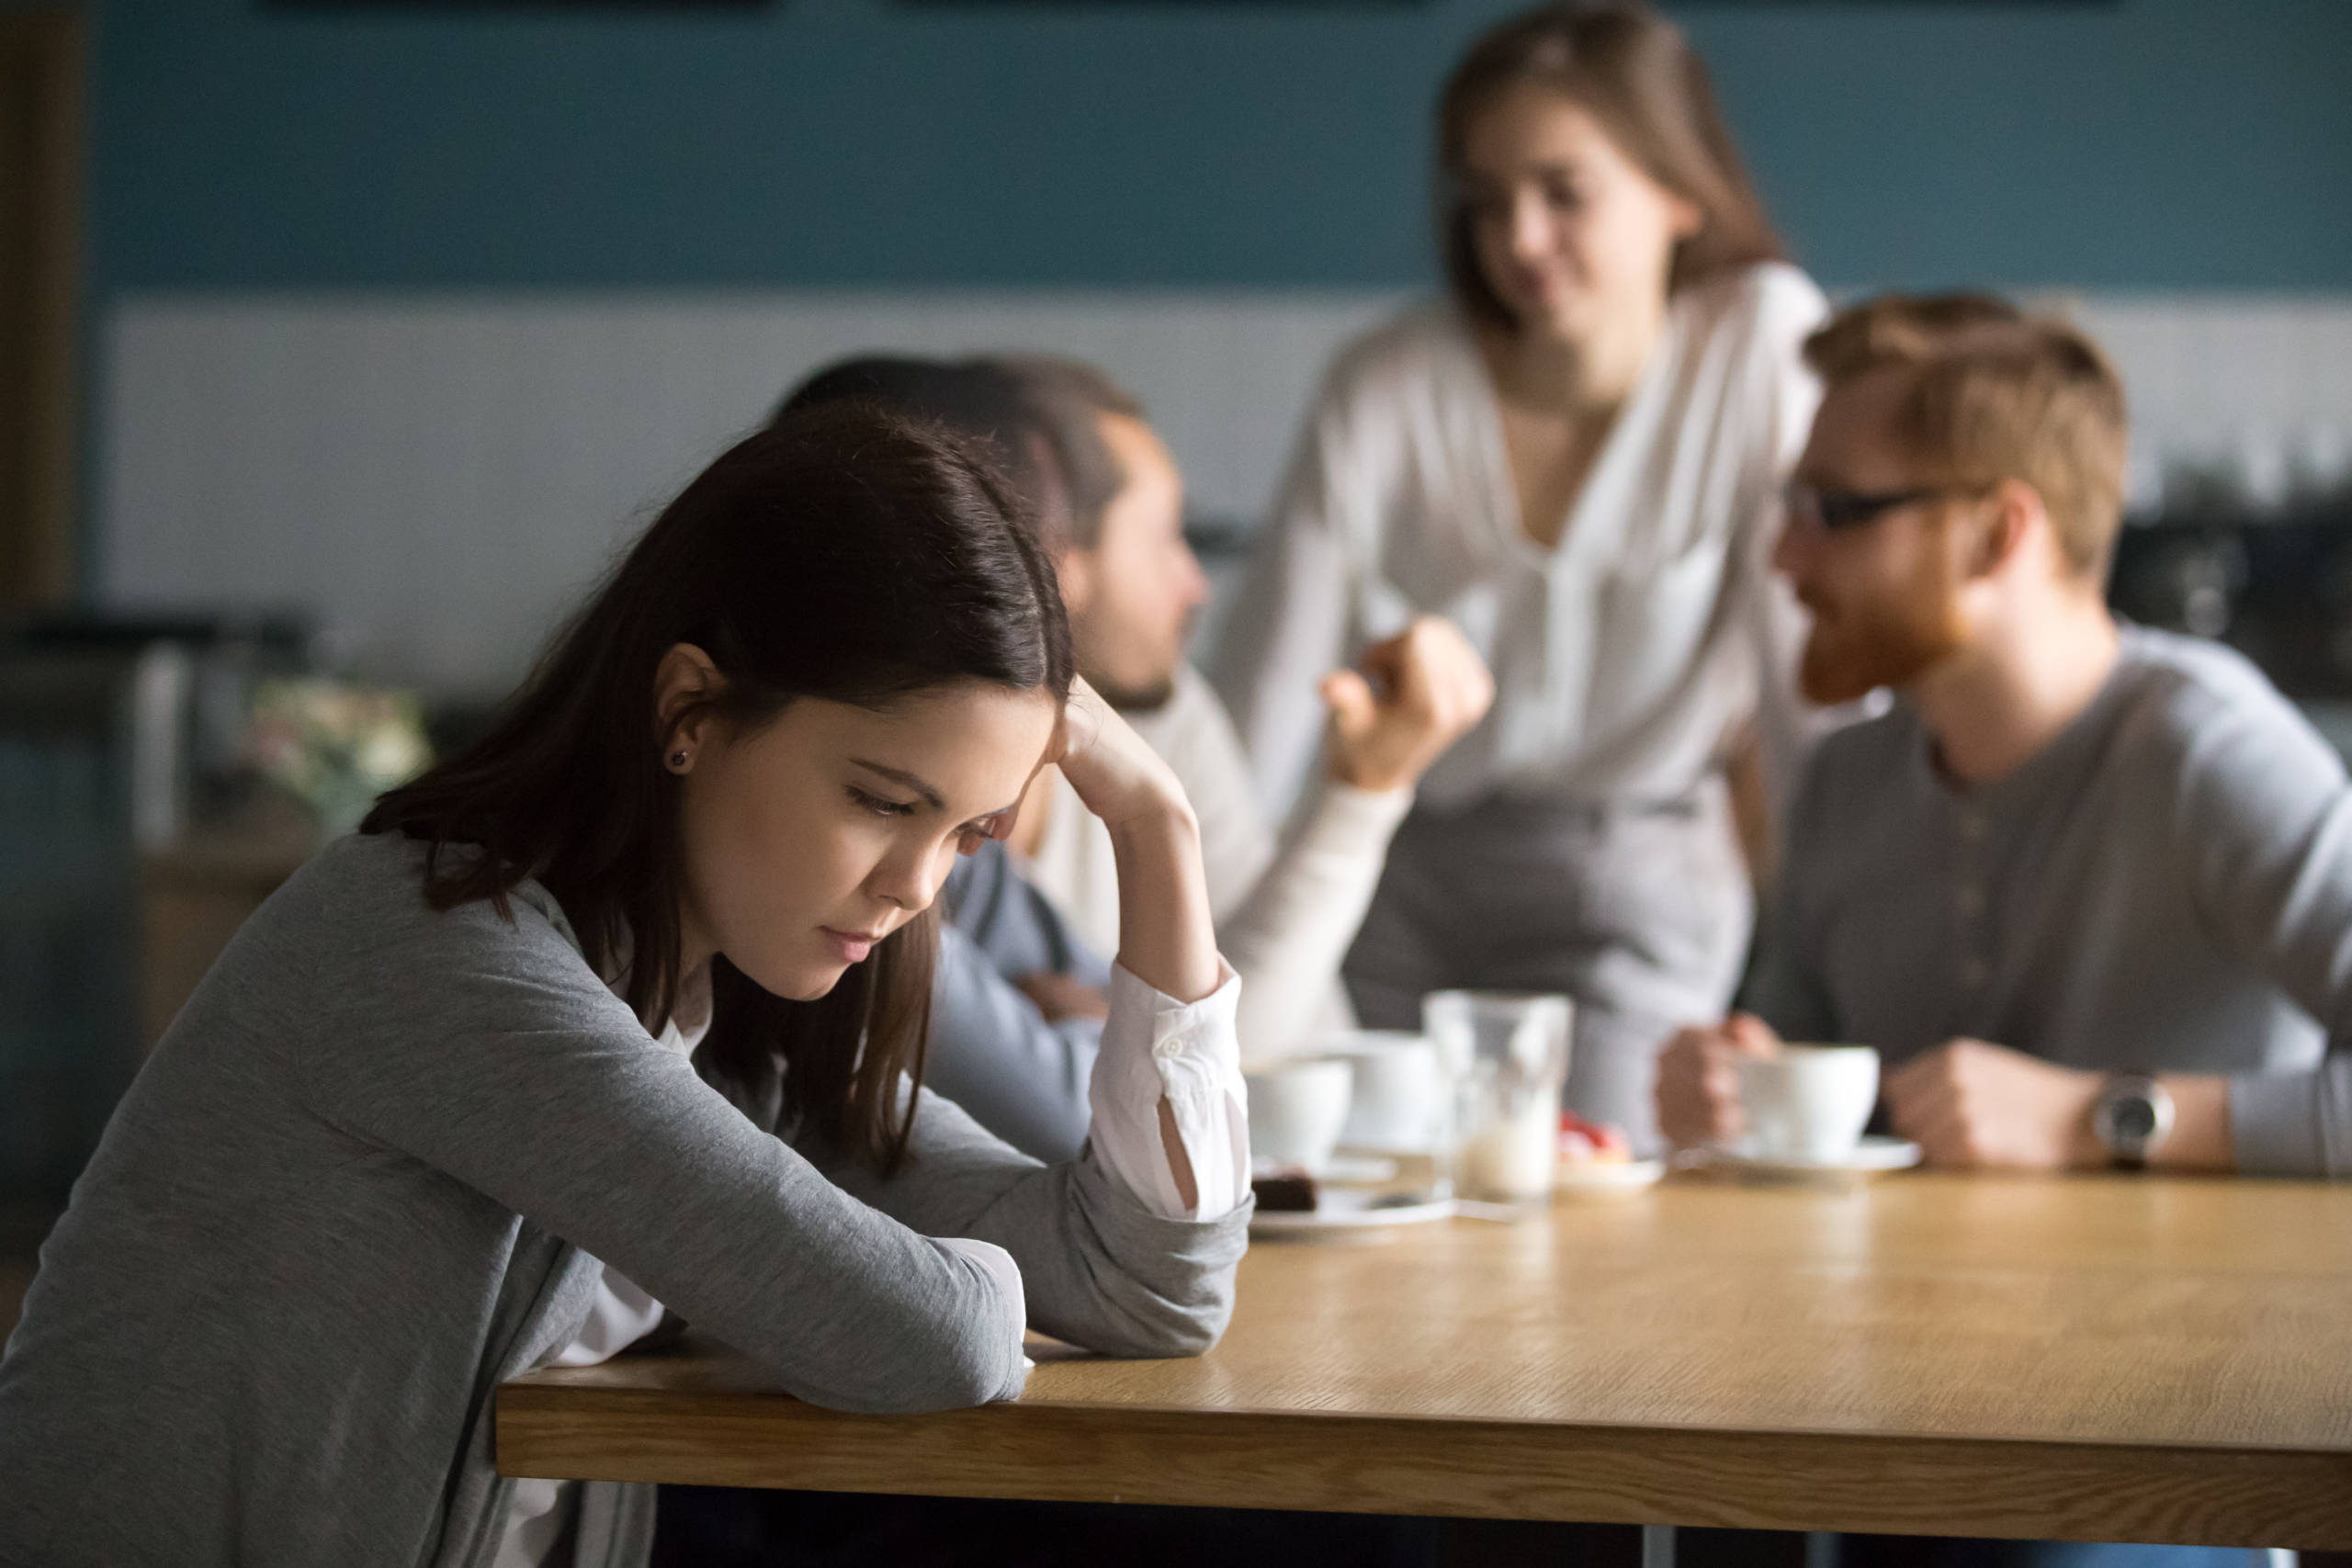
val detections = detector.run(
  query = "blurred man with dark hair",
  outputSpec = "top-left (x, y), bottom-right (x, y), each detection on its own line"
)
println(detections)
top-left (772, 356), bottom-right (1486, 1168)
top-left (785, 355), bottom-right (1492, 1079)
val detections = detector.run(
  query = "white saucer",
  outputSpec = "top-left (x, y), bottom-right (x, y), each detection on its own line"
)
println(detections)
top-left (1250, 1188), bottom-right (1454, 1237)
top-left (1706, 1135), bottom-right (1922, 1177)
top-left (1555, 1157), bottom-right (1667, 1192)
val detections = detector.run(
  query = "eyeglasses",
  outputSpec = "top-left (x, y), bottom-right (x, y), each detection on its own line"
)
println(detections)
top-left (1784, 482), bottom-right (1983, 532)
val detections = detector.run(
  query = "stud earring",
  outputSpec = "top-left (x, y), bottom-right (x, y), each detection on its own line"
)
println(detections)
top-left (667, 749), bottom-right (690, 771)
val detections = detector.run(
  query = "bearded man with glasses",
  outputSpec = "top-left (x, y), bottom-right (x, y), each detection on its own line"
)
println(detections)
top-left (1654, 290), bottom-right (2348, 1568)
top-left (1657, 293), bottom-right (2352, 1211)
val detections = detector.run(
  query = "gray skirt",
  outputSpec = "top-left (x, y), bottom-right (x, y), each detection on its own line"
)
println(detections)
top-left (1341, 782), bottom-right (1752, 1152)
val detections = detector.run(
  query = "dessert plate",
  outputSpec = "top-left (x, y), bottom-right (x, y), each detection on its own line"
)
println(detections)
top-left (1250, 1188), bottom-right (1454, 1237)
top-left (1704, 1135), bottom-right (1922, 1177)
top-left (1555, 1157), bottom-right (1667, 1192)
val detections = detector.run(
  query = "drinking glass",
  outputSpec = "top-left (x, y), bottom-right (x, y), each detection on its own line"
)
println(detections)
top-left (1423, 990), bottom-right (1574, 1204)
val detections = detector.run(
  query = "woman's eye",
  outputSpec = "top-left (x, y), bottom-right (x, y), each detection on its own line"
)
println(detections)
top-left (848, 786), bottom-right (916, 818)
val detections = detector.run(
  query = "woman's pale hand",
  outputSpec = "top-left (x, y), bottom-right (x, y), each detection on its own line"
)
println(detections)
top-left (1050, 677), bottom-right (1196, 833)
top-left (1321, 616), bottom-right (1496, 795)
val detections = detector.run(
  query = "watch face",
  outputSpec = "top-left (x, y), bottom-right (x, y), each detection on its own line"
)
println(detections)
top-left (2108, 1097), bottom-right (2159, 1143)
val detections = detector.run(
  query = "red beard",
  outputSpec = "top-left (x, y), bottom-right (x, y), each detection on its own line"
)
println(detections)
top-left (1797, 564), bottom-right (1969, 705)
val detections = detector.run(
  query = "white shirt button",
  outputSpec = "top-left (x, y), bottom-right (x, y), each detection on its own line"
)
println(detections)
top-left (1956, 885), bottom-right (1985, 918)
top-left (1958, 810), bottom-right (1988, 842)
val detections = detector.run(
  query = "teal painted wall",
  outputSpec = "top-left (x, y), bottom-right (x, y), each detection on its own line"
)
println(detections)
top-left (89, 0), bottom-right (2352, 294)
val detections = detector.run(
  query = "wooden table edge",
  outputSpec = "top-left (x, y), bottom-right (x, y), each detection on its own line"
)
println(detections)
top-left (495, 1382), bottom-right (2352, 1550)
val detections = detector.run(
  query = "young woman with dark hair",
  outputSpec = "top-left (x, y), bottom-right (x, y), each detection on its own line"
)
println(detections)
top-left (1216, 0), bottom-right (1832, 1150)
top-left (0, 403), bottom-right (1250, 1568)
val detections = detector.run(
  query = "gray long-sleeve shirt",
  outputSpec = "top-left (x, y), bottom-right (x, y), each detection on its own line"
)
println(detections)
top-left (924, 842), bottom-right (1112, 1162)
top-left (0, 833), bottom-right (1248, 1568)
top-left (1747, 626), bottom-right (2352, 1176)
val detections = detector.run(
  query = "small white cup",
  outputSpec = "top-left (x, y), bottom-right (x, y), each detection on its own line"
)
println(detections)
top-left (1736, 1044), bottom-right (1880, 1163)
top-left (1245, 1058), bottom-right (1355, 1174)
top-left (1317, 1031), bottom-right (1443, 1153)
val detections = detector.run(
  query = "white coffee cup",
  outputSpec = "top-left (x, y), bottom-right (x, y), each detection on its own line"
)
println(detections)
top-left (1317, 1031), bottom-right (1443, 1153)
top-left (1736, 1044), bottom-right (1880, 1163)
top-left (1244, 1058), bottom-right (1355, 1173)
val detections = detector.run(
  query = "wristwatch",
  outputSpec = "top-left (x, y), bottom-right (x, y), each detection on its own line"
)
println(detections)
top-left (2091, 1072), bottom-right (2175, 1171)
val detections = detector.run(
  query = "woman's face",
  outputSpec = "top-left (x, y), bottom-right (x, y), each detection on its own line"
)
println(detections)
top-left (1459, 85), bottom-right (1701, 345)
top-left (668, 665), bottom-right (1058, 1000)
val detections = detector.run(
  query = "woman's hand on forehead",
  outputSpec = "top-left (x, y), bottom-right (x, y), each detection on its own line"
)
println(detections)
top-left (1054, 679), bottom-right (1194, 832)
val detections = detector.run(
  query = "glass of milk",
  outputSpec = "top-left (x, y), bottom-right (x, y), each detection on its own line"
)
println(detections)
top-left (1423, 990), bottom-right (1575, 1205)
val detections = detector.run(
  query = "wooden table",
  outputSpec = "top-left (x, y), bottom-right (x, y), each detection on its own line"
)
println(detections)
top-left (499, 1173), bottom-right (2352, 1549)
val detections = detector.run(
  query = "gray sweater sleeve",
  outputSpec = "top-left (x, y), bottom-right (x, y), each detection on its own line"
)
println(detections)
top-left (294, 875), bottom-right (1028, 1414)
top-left (926, 842), bottom-right (1108, 1163)
top-left (2175, 683), bottom-right (2352, 1177)
top-left (809, 1086), bottom-right (1250, 1359)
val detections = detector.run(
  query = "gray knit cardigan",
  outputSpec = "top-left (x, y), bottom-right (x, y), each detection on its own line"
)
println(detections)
top-left (0, 833), bottom-right (1249, 1568)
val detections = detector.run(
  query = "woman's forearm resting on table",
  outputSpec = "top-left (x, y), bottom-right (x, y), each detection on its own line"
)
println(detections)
top-left (293, 887), bottom-right (1033, 1415)
top-left (816, 1080), bottom-right (1250, 1360)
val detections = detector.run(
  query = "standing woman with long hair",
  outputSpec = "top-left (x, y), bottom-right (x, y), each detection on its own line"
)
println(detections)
top-left (0, 405), bottom-right (1250, 1568)
top-left (1216, 0), bottom-right (1827, 1146)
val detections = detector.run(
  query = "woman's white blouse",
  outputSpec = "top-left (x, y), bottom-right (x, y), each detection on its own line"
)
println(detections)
top-left (497, 954), bottom-right (1247, 1566)
top-left (1215, 264), bottom-right (1829, 822)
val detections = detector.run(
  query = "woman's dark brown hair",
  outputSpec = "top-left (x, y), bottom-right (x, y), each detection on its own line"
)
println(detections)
top-left (1437, 0), bottom-right (1783, 331)
top-left (364, 402), bottom-right (1073, 1175)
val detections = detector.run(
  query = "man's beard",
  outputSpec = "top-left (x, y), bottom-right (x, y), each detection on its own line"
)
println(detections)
top-left (1089, 672), bottom-right (1180, 714)
top-left (1073, 613), bottom-right (1193, 716)
top-left (1798, 570), bottom-right (1969, 705)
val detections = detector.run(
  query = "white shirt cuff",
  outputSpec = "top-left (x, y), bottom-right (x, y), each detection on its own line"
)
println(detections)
top-left (1087, 960), bottom-right (1250, 1223)
top-left (550, 1261), bottom-right (667, 1369)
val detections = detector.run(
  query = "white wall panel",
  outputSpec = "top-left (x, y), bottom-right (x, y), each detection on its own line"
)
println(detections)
top-left (2070, 296), bottom-right (2352, 509)
top-left (101, 288), bottom-right (2352, 696)
top-left (100, 290), bottom-right (1403, 694)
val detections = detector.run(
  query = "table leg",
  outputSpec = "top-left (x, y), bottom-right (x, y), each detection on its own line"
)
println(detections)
top-left (1642, 1524), bottom-right (1676, 1568)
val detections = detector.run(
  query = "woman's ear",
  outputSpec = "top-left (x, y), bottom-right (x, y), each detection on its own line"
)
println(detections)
top-left (652, 643), bottom-right (727, 768)
top-left (1666, 189), bottom-right (1704, 243)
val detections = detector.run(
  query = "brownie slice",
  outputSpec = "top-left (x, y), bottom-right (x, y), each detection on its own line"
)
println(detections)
top-left (1250, 1167), bottom-right (1319, 1213)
